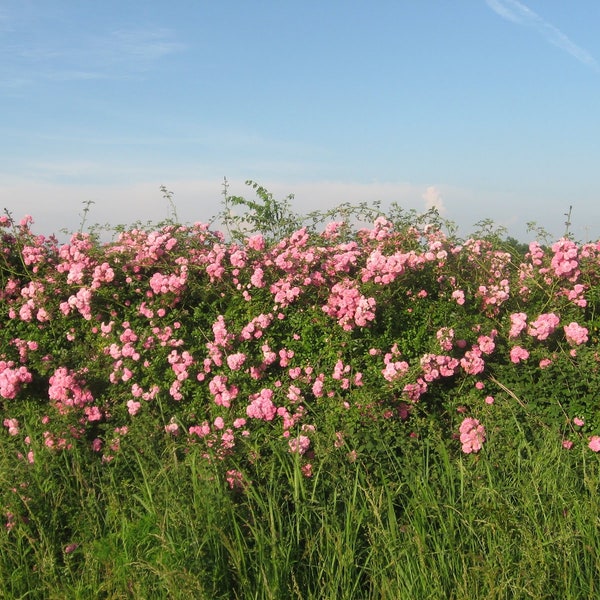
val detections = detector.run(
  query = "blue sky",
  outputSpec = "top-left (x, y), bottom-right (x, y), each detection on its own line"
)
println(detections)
top-left (1, 0), bottom-right (599, 241)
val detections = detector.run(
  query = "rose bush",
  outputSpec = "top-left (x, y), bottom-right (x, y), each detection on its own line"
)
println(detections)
top-left (1, 193), bottom-right (600, 497)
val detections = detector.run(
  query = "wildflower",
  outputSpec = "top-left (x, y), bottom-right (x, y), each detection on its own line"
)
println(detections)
top-left (84, 406), bottom-right (102, 422)
top-left (288, 435), bottom-right (311, 455)
top-left (48, 367), bottom-right (93, 412)
top-left (3, 418), bottom-right (19, 436)
top-left (460, 348), bottom-right (485, 375)
top-left (0, 363), bottom-right (33, 399)
top-left (382, 357), bottom-right (409, 382)
top-left (226, 352), bottom-right (247, 371)
top-left (565, 283), bottom-right (587, 307)
top-left (459, 417), bottom-right (486, 453)
top-left (322, 279), bottom-right (376, 330)
top-left (436, 327), bottom-right (454, 351)
top-left (452, 290), bottom-right (465, 305)
top-left (221, 429), bottom-right (235, 449)
top-left (5, 511), bottom-right (16, 531)
top-left (528, 313), bottom-right (560, 341)
top-left (551, 238), bottom-right (579, 280)
top-left (226, 469), bottom-right (245, 490)
top-left (564, 322), bottom-right (588, 346)
top-left (247, 234), bottom-right (265, 251)
top-left (301, 463), bottom-right (313, 477)
top-left (127, 400), bottom-right (141, 416)
top-left (312, 375), bottom-right (325, 398)
top-left (477, 330), bottom-right (497, 354)
top-left (189, 423), bottom-right (210, 437)
top-left (403, 378), bottom-right (428, 402)
top-left (588, 436), bottom-right (600, 452)
top-left (250, 267), bottom-right (265, 288)
top-left (246, 389), bottom-right (277, 421)
top-left (165, 422), bottom-right (179, 435)
top-left (510, 346), bottom-right (529, 364)
top-left (287, 384), bottom-right (302, 403)
top-left (209, 375), bottom-right (238, 407)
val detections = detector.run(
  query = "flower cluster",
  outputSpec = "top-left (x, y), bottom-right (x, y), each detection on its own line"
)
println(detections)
top-left (563, 322), bottom-right (588, 346)
top-left (0, 362), bottom-right (32, 399)
top-left (322, 279), bottom-right (377, 330)
top-left (459, 418), bottom-right (486, 454)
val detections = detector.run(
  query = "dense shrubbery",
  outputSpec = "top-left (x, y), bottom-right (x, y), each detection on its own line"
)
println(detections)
top-left (1, 184), bottom-right (600, 597)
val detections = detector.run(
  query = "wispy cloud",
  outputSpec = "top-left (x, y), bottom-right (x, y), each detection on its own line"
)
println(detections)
top-left (71, 28), bottom-right (186, 77)
top-left (44, 70), bottom-right (107, 82)
top-left (485, 0), bottom-right (599, 71)
top-left (485, 0), bottom-right (522, 24)
top-left (1, 25), bottom-right (184, 87)
top-left (106, 29), bottom-right (184, 62)
top-left (0, 76), bottom-right (33, 89)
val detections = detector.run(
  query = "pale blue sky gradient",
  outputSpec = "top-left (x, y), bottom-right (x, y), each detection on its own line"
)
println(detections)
top-left (1, 0), bottom-right (599, 241)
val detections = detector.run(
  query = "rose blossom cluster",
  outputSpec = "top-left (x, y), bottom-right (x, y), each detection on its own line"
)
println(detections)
top-left (322, 279), bottom-right (377, 330)
top-left (419, 353), bottom-right (459, 382)
top-left (459, 417), bottom-right (486, 454)
top-left (563, 322), bottom-right (588, 346)
top-left (551, 238), bottom-right (579, 280)
top-left (528, 313), bottom-right (560, 341)
top-left (0, 362), bottom-right (33, 399)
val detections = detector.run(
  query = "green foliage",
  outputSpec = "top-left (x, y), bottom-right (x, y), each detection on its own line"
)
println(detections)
top-left (217, 178), bottom-right (301, 244)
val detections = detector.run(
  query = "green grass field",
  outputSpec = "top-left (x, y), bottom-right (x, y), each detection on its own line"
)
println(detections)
top-left (2, 418), bottom-right (599, 599)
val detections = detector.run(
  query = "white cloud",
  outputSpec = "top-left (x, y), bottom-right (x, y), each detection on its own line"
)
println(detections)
top-left (485, 0), bottom-right (599, 71)
top-left (4, 177), bottom-right (588, 243)
top-left (421, 186), bottom-right (446, 215)
top-left (0, 178), bottom-right (433, 240)
top-left (25, 160), bottom-right (104, 178)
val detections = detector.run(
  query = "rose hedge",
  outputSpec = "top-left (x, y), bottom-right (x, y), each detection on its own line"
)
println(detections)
top-left (1, 209), bottom-right (600, 488)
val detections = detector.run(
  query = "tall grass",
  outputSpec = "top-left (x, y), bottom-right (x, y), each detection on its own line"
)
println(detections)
top-left (2, 415), bottom-right (599, 599)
